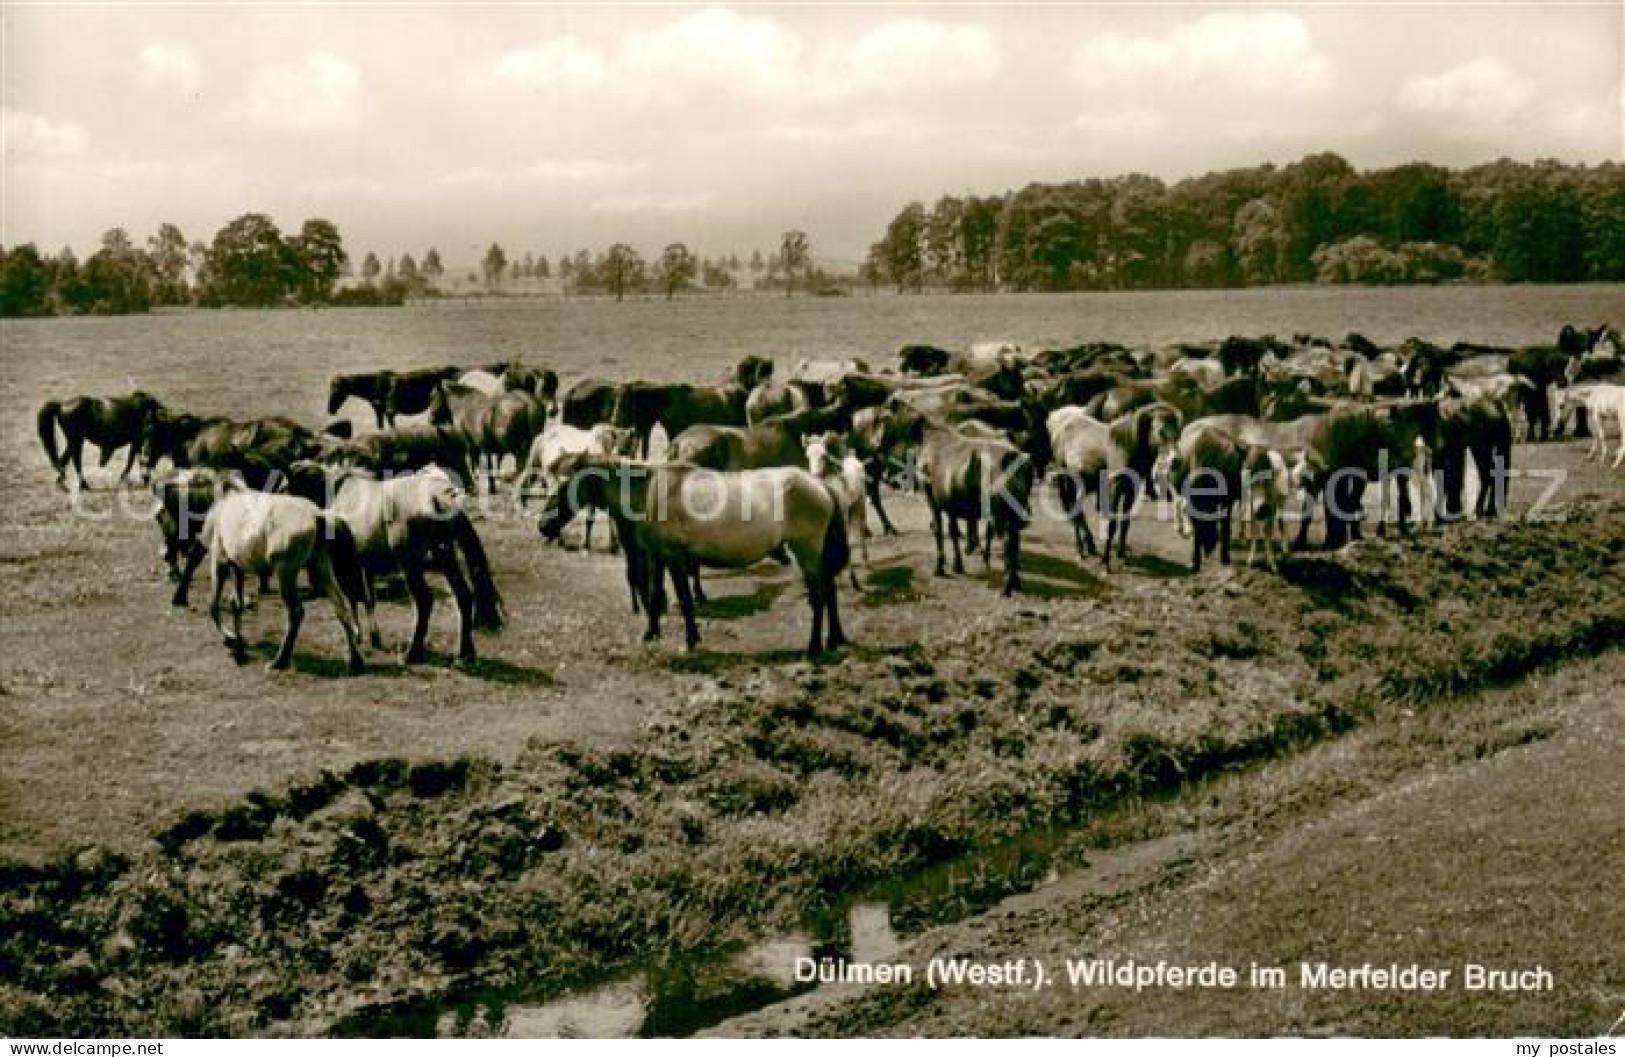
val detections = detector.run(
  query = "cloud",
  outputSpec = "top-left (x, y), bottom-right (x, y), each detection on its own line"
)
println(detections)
top-left (2, 109), bottom-right (88, 159)
top-left (1073, 109), bottom-right (1166, 138)
top-left (436, 158), bottom-right (647, 190)
top-left (762, 113), bottom-right (941, 146)
top-left (139, 44), bottom-right (201, 96)
top-left (622, 7), bottom-right (802, 99)
top-left (830, 20), bottom-right (1000, 96)
top-left (241, 52), bottom-right (360, 131)
top-left (491, 37), bottom-right (607, 91)
top-left (1396, 57), bottom-right (1536, 127)
top-left (589, 192), bottom-right (715, 214)
top-left (1073, 11), bottom-right (1334, 95)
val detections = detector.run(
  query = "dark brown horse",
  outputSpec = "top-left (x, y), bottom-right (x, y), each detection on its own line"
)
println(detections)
top-left (1047, 403), bottom-right (1183, 569)
top-left (912, 422), bottom-right (1032, 596)
top-left (429, 382), bottom-right (549, 489)
top-left (560, 378), bottom-right (627, 429)
top-left (321, 425), bottom-right (477, 490)
top-left (328, 371), bottom-right (395, 428)
top-left (141, 412), bottom-right (321, 490)
top-left (38, 391), bottom-right (164, 490)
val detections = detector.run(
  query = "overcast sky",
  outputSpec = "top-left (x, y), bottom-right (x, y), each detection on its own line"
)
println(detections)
top-left (2, 3), bottom-right (1620, 269)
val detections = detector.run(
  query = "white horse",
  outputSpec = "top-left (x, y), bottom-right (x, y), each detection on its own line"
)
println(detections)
top-left (515, 422), bottom-right (637, 549)
top-left (805, 432), bottom-right (870, 590)
top-left (1563, 384), bottom-right (1625, 469)
top-left (182, 480), bottom-right (366, 673)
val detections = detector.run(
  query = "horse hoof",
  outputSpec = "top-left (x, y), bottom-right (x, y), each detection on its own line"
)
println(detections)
top-left (171, 594), bottom-right (188, 608)
top-left (404, 648), bottom-right (428, 664)
top-left (347, 659), bottom-right (364, 676)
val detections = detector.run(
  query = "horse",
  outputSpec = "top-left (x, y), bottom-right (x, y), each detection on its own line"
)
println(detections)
top-left (827, 371), bottom-right (967, 415)
top-left (171, 481), bottom-right (367, 673)
top-left (152, 467), bottom-right (232, 599)
top-left (847, 406), bottom-right (903, 537)
top-left (1506, 346), bottom-right (1571, 441)
top-left (745, 379), bottom-right (827, 425)
top-left (1292, 401), bottom-right (1440, 549)
top-left (907, 420), bottom-right (1032, 595)
top-left (539, 457), bottom-right (851, 657)
top-left (1161, 424), bottom-right (1245, 573)
top-left (897, 344), bottom-right (952, 377)
top-left (670, 405), bottom-right (850, 473)
top-left (142, 412), bottom-right (322, 488)
top-left (514, 422), bottom-right (637, 550)
top-left (385, 367), bottom-right (461, 425)
top-left (320, 425), bottom-right (477, 492)
top-left (327, 371), bottom-right (396, 428)
top-left (285, 462), bottom-right (505, 664)
top-left (794, 357), bottom-right (869, 384)
top-left (613, 381), bottom-right (750, 457)
top-left (805, 433), bottom-right (870, 591)
top-left (1047, 402), bottom-right (1183, 569)
top-left (38, 391), bottom-right (164, 490)
top-left (1432, 395), bottom-right (1514, 522)
top-left (1561, 383), bottom-right (1625, 469)
top-left (429, 382), bottom-right (549, 491)
top-left (560, 378), bottom-right (626, 429)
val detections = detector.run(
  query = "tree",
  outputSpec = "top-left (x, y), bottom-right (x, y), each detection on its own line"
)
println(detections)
top-left (880, 203), bottom-right (927, 292)
top-left (925, 196), bottom-right (964, 284)
top-left (749, 249), bottom-right (765, 273)
top-left (147, 223), bottom-right (190, 305)
top-left (101, 228), bottom-right (134, 255)
top-left (202, 213), bottom-right (289, 306)
top-left (0, 244), bottom-right (54, 317)
top-left (655, 242), bottom-right (697, 300)
top-left (1231, 199), bottom-right (1286, 286)
top-left (422, 248), bottom-right (444, 289)
top-left (779, 230), bottom-right (810, 297)
top-left (361, 252), bottom-right (382, 285)
top-left (482, 244), bottom-right (508, 289)
top-left (535, 254), bottom-right (551, 280)
top-left (287, 218), bottom-right (347, 303)
top-left (598, 243), bottom-right (645, 301)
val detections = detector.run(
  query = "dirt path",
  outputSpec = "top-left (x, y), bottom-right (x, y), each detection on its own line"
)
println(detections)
top-left (716, 652), bottom-right (1625, 1037)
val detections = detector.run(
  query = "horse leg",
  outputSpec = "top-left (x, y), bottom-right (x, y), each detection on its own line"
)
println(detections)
top-left (669, 561), bottom-right (701, 652)
top-left (804, 572), bottom-right (826, 656)
top-left (67, 437), bottom-right (88, 491)
top-left (690, 560), bottom-right (707, 605)
top-left (229, 564), bottom-right (247, 663)
top-left (642, 554), bottom-right (665, 641)
top-left (1003, 520), bottom-right (1022, 596)
top-left (402, 556), bottom-right (435, 664)
top-left (173, 541), bottom-right (205, 607)
top-left (867, 475), bottom-right (900, 537)
top-left (437, 544), bottom-right (477, 664)
top-left (824, 567), bottom-right (847, 649)
top-left (1219, 509), bottom-right (1233, 566)
top-left (583, 510), bottom-right (596, 553)
top-left (1113, 479), bottom-right (1137, 563)
top-left (207, 556), bottom-right (231, 654)
top-left (116, 442), bottom-right (139, 487)
top-left (930, 502), bottom-right (948, 576)
top-left (269, 564), bottom-right (303, 671)
top-left (948, 515), bottom-right (965, 574)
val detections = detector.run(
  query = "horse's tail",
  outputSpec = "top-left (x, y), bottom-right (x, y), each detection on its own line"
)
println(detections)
top-left (822, 497), bottom-right (851, 580)
top-left (450, 510), bottom-right (505, 629)
top-left (37, 400), bottom-right (64, 474)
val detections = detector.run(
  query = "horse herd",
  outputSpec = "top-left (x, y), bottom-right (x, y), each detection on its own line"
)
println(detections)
top-left (32, 324), bottom-right (1624, 672)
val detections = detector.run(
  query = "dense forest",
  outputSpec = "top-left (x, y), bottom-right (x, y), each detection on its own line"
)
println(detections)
top-left (864, 153), bottom-right (1625, 292)
top-left (3, 152), bottom-right (1621, 318)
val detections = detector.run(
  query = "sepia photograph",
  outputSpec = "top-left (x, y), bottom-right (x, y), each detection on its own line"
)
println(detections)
top-left (1, 0), bottom-right (1621, 1042)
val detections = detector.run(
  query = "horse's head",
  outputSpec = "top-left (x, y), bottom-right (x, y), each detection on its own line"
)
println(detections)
top-left (281, 460), bottom-right (333, 506)
top-left (326, 376), bottom-right (350, 416)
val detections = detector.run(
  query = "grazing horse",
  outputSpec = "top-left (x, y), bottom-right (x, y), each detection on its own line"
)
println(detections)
top-left (805, 433), bottom-right (870, 590)
top-left (173, 483), bottom-right (367, 673)
top-left (142, 412), bottom-right (322, 488)
top-left (285, 462), bottom-right (505, 664)
top-left (38, 391), bottom-right (163, 490)
top-left (321, 425), bottom-right (478, 492)
top-left (539, 457), bottom-right (851, 657)
top-left (1295, 402), bottom-right (1440, 549)
top-left (152, 467), bottom-right (232, 599)
top-left (897, 344), bottom-right (952, 377)
top-left (430, 382), bottom-right (549, 489)
top-left (327, 371), bottom-right (395, 428)
top-left (1161, 424), bottom-right (1246, 573)
top-left (908, 421), bottom-right (1033, 596)
top-left (1047, 403), bottom-right (1183, 569)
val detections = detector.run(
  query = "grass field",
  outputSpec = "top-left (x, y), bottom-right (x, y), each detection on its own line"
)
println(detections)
top-left (1, 287), bottom-right (1621, 1036)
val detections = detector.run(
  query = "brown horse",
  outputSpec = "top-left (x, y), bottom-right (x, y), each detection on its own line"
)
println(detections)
top-left (429, 382), bottom-right (549, 490)
top-left (38, 391), bottom-right (164, 490)
top-left (902, 419), bottom-right (1032, 596)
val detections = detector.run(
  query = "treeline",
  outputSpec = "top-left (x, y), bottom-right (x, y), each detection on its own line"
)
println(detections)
top-left (865, 153), bottom-right (1625, 292)
top-left (0, 214), bottom-right (399, 318)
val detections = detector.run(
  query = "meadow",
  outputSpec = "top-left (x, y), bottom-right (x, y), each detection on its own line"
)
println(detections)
top-left (1, 285), bottom-right (1621, 1036)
